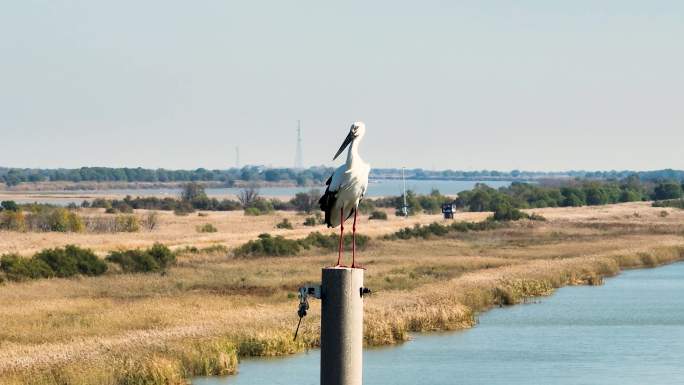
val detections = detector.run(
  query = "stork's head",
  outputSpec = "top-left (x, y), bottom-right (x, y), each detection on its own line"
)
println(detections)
top-left (350, 121), bottom-right (366, 139)
top-left (333, 121), bottom-right (366, 160)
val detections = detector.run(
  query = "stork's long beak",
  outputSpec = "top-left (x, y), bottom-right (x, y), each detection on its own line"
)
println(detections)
top-left (333, 131), bottom-right (354, 160)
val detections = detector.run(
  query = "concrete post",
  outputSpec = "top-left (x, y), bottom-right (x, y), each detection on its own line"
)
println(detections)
top-left (320, 267), bottom-right (364, 385)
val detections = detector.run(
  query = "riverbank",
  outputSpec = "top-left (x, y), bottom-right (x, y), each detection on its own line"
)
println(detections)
top-left (199, 262), bottom-right (684, 385)
top-left (1, 202), bottom-right (683, 384)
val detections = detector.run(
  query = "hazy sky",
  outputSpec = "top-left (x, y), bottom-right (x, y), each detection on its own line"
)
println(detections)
top-left (1, 1), bottom-right (682, 171)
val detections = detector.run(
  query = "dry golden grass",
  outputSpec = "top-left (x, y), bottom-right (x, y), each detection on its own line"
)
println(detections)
top-left (1, 201), bottom-right (684, 384)
top-left (0, 208), bottom-right (484, 256)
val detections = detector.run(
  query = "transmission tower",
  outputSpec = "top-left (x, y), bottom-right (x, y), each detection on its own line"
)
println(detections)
top-left (295, 120), bottom-right (303, 169)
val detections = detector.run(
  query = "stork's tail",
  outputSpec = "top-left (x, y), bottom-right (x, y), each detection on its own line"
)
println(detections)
top-left (318, 190), bottom-right (335, 227)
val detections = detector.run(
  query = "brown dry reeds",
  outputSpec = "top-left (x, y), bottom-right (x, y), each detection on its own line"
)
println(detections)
top-left (1, 202), bottom-right (684, 384)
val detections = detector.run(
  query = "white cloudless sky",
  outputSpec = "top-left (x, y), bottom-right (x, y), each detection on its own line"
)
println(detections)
top-left (1, 0), bottom-right (682, 171)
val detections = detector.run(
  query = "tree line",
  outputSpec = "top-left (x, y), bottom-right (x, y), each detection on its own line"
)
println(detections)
top-left (0, 166), bottom-right (334, 186)
top-left (367, 168), bottom-right (684, 182)
top-left (455, 179), bottom-right (684, 212)
top-left (3, 166), bottom-right (684, 187)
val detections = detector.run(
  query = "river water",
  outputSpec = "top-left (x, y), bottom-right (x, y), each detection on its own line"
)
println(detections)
top-left (7, 179), bottom-right (511, 205)
top-left (194, 262), bottom-right (684, 385)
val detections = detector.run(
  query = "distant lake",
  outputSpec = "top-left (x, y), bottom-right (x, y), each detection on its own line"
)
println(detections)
top-left (6, 180), bottom-right (512, 205)
top-left (194, 262), bottom-right (684, 385)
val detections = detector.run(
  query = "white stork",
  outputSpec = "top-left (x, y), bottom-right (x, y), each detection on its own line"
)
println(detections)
top-left (319, 121), bottom-right (371, 268)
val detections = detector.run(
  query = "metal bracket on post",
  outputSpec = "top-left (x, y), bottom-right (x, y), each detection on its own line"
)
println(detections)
top-left (294, 284), bottom-right (321, 341)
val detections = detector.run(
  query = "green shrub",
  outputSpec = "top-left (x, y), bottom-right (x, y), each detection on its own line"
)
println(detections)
top-left (0, 210), bottom-right (26, 231)
top-left (43, 208), bottom-right (85, 232)
top-left (115, 215), bottom-right (140, 232)
top-left (1, 201), bottom-right (19, 212)
top-left (357, 199), bottom-right (376, 214)
top-left (418, 189), bottom-right (450, 214)
top-left (174, 204), bottom-right (194, 216)
top-left (369, 210), bottom-right (388, 220)
top-left (390, 223), bottom-right (449, 240)
top-left (289, 190), bottom-right (320, 213)
top-left (449, 220), bottom-right (502, 232)
top-left (652, 199), bottom-right (684, 209)
top-left (106, 243), bottom-right (175, 273)
top-left (233, 229), bottom-right (371, 258)
top-left (244, 207), bottom-right (262, 216)
top-left (148, 243), bottom-right (176, 269)
top-left (91, 198), bottom-right (112, 209)
top-left (276, 218), bottom-right (293, 229)
top-left (243, 199), bottom-right (274, 216)
top-left (0, 245), bottom-right (106, 281)
top-left (21, 208), bottom-right (86, 232)
top-left (0, 254), bottom-right (54, 281)
top-left (384, 220), bottom-right (504, 240)
top-left (181, 182), bottom-right (210, 208)
top-left (107, 250), bottom-right (160, 272)
top-left (303, 213), bottom-right (323, 226)
top-left (234, 234), bottom-right (301, 257)
top-left (395, 190), bottom-right (421, 216)
top-left (528, 213), bottom-right (547, 221)
top-left (35, 245), bottom-right (106, 277)
top-left (299, 232), bottom-right (370, 251)
top-left (178, 244), bottom-right (229, 255)
top-left (197, 223), bottom-right (218, 233)
top-left (299, 231), bottom-right (338, 249)
top-left (491, 202), bottom-right (528, 221)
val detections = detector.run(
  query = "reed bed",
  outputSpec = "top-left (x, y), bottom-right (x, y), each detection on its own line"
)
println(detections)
top-left (1, 202), bottom-right (684, 384)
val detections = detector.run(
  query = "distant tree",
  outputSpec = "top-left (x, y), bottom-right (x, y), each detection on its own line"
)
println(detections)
top-left (290, 189), bottom-right (320, 213)
top-left (560, 187), bottom-right (586, 207)
top-left (463, 187), bottom-right (493, 211)
top-left (417, 189), bottom-right (448, 214)
top-left (653, 182), bottom-right (683, 200)
top-left (2, 170), bottom-right (22, 186)
top-left (238, 186), bottom-right (260, 208)
top-left (491, 201), bottom-right (527, 221)
top-left (584, 186), bottom-right (609, 206)
top-left (619, 189), bottom-right (643, 203)
top-left (1, 201), bottom-right (19, 212)
top-left (396, 190), bottom-right (421, 215)
top-left (143, 211), bottom-right (159, 231)
top-left (180, 182), bottom-right (208, 203)
top-left (240, 167), bottom-right (262, 181)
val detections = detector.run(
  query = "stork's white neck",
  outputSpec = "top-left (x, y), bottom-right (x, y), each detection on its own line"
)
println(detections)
top-left (346, 135), bottom-right (364, 168)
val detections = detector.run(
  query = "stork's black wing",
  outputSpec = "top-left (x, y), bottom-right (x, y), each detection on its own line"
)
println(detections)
top-left (318, 175), bottom-right (336, 227)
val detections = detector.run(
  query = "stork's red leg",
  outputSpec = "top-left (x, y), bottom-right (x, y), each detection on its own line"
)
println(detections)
top-left (351, 208), bottom-right (358, 268)
top-left (336, 206), bottom-right (344, 267)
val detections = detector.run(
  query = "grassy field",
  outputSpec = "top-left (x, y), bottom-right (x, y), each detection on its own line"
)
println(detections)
top-left (1, 202), bottom-right (683, 384)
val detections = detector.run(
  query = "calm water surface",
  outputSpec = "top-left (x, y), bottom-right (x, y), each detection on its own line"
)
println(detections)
top-left (194, 262), bottom-right (684, 385)
top-left (9, 180), bottom-right (511, 205)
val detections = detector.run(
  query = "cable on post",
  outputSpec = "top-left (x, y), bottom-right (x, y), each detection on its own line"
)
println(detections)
top-left (293, 284), bottom-right (320, 341)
